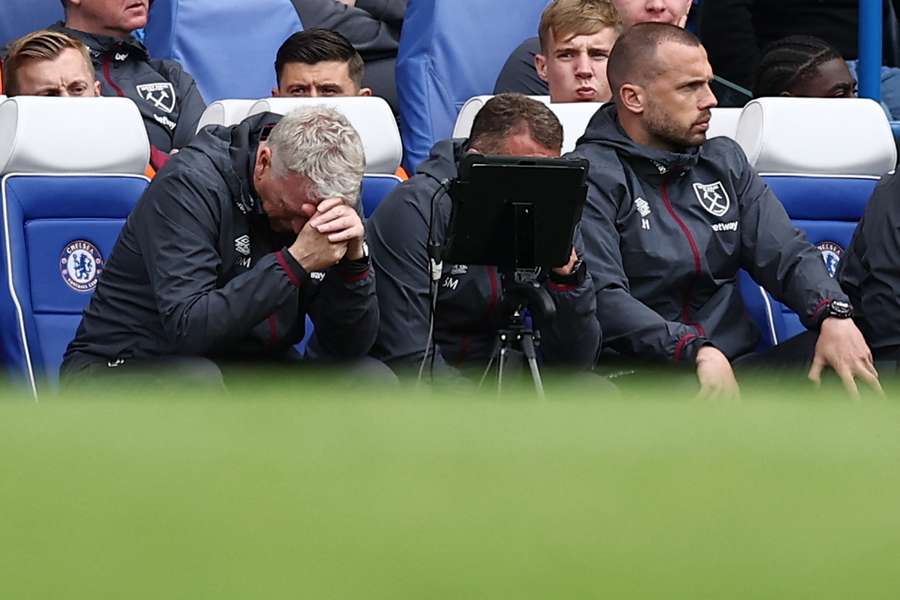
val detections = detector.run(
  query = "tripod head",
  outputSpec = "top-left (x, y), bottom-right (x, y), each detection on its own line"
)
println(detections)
top-left (497, 269), bottom-right (556, 327)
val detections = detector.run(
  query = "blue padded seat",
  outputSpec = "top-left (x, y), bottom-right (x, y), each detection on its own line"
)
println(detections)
top-left (396, 0), bottom-right (548, 172)
top-left (0, 176), bottom-right (148, 393)
top-left (0, 96), bottom-right (151, 397)
top-left (144, 0), bottom-right (303, 102)
top-left (735, 98), bottom-right (896, 348)
top-left (362, 174), bottom-right (402, 218)
top-left (0, 0), bottom-right (63, 49)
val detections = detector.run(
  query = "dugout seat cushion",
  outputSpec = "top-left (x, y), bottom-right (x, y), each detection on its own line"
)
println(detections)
top-left (0, 97), bottom-right (150, 396)
top-left (248, 96), bottom-right (402, 174)
top-left (736, 98), bottom-right (896, 347)
top-left (453, 96), bottom-right (743, 153)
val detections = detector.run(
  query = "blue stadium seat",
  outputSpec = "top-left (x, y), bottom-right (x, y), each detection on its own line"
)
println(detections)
top-left (396, 0), bottom-right (548, 172)
top-left (0, 97), bottom-right (150, 397)
top-left (0, 0), bottom-right (63, 49)
top-left (361, 174), bottom-right (402, 218)
top-left (144, 0), bottom-right (303, 102)
top-left (735, 98), bottom-right (897, 347)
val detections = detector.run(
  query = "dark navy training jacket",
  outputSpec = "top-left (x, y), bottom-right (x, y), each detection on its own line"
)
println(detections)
top-left (50, 24), bottom-right (206, 167)
top-left (62, 113), bottom-right (377, 374)
top-left (368, 139), bottom-right (600, 375)
top-left (570, 103), bottom-right (846, 363)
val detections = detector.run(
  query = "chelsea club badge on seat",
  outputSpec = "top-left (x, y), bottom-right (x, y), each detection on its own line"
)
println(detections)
top-left (60, 240), bottom-right (104, 293)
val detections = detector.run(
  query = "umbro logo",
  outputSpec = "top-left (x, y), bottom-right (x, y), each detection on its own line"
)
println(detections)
top-left (234, 235), bottom-right (250, 256)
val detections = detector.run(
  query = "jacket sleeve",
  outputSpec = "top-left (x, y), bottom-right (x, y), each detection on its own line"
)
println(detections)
top-left (698, 0), bottom-right (759, 90)
top-left (132, 169), bottom-right (306, 354)
top-left (838, 177), bottom-right (900, 342)
top-left (538, 228), bottom-right (601, 369)
top-left (292, 0), bottom-right (402, 57)
top-left (735, 147), bottom-right (849, 328)
top-left (355, 0), bottom-right (406, 25)
top-left (168, 61), bottom-right (207, 149)
top-left (367, 183), bottom-right (461, 375)
top-left (305, 257), bottom-right (379, 359)
top-left (581, 173), bottom-right (710, 363)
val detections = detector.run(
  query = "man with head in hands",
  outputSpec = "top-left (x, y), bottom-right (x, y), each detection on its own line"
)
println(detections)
top-left (62, 107), bottom-right (377, 387)
top-left (570, 23), bottom-right (879, 399)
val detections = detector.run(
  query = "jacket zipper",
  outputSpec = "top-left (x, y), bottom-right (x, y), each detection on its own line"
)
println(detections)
top-left (659, 177), bottom-right (706, 338)
top-left (101, 54), bottom-right (127, 97)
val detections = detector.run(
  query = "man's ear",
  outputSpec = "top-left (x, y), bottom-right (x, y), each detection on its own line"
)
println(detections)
top-left (92, 80), bottom-right (101, 96)
top-left (271, 87), bottom-right (280, 97)
top-left (255, 145), bottom-right (272, 180)
top-left (358, 87), bottom-right (373, 97)
top-left (619, 83), bottom-right (645, 115)
top-left (535, 53), bottom-right (549, 82)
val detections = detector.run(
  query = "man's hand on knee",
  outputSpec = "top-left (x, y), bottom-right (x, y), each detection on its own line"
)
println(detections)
top-left (809, 318), bottom-right (883, 399)
top-left (695, 345), bottom-right (740, 401)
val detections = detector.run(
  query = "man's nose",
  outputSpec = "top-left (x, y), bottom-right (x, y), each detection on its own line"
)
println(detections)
top-left (700, 84), bottom-right (719, 110)
top-left (574, 54), bottom-right (593, 77)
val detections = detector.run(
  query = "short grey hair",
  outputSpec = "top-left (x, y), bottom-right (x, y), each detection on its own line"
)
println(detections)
top-left (267, 106), bottom-right (366, 207)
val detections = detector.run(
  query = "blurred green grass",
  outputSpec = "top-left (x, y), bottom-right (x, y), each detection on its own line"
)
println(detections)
top-left (1, 374), bottom-right (900, 599)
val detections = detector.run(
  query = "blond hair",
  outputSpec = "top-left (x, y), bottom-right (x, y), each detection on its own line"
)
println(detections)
top-left (3, 30), bottom-right (96, 96)
top-left (538, 0), bottom-right (622, 52)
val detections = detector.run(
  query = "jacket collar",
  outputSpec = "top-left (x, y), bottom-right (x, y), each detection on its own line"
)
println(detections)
top-left (578, 103), bottom-right (701, 178)
top-left (50, 22), bottom-right (149, 60)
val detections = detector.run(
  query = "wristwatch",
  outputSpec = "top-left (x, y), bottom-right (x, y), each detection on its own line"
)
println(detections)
top-left (341, 240), bottom-right (369, 265)
top-left (821, 299), bottom-right (854, 324)
top-left (549, 258), bottom-right (586, 285)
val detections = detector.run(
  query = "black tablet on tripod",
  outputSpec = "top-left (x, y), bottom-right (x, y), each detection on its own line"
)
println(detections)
top-left (442, 153), bottom-right (589, 396)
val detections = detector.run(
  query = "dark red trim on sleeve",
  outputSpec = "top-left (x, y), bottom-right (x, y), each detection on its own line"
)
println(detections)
top-left (547, 281), bottom-right (577, 293)
top-left (276, 250), bottom-right (303, 288)
top-left (674, 333), bottom-right (698, 363)
top-left (340, 268), bottom-right (372, 284)
top-left (811, 298), bottom-right (831, 323)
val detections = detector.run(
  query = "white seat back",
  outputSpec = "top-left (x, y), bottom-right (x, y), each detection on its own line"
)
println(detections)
top-left (195, 99), bottom-right (258, 132)
top-left (735, 97), bottom-right (896, 177)
top-left (247, 97), bottom-right (402, 174)
top-left (0, 97), bottom-right (149, 175)
top-left (453, 95), bottom-right (744, 154)
top-left (706, 108), bottom-right (742, 140)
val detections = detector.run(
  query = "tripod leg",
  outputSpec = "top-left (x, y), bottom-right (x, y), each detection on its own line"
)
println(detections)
top-left (479, 336), bottom-right (503, 390)
top-left (498, 346), bottom-right (508, 396)
top-left (520, 333), bottom-right (546, 400)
